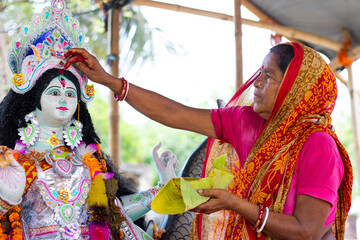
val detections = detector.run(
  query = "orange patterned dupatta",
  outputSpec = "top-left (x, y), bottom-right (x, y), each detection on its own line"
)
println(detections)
top-left (190, 43), bottom-right (353, 240)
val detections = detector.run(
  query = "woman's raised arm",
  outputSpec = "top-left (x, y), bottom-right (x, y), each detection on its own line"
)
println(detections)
top-left (64, 48), bottom-right (217, 139)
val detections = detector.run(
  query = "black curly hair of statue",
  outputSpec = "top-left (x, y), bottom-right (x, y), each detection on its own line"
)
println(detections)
top-left (0, 68), bottom-right (146, 230)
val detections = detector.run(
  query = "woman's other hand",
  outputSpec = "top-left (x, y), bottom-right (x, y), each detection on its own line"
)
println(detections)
top-left (64, 48), bottom-right (111, 85)
top-left (191, 189), bottom-right (234, 214)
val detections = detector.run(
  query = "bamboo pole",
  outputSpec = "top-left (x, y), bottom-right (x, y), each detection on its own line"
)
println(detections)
top-left (241, 0), bottom-right (296, 43)
top-left (347, 65), bottom-right (360, 185)
top-left (131, 0), bottom-right (342, 52)
top-left (108, 7), bottom-right (121, 167)
top-left (234, 0), bottom-right (243, 90)
top-left (242, 0), bottom-right (276, 24)
top-left (329, 66), bottom-right (347, 86)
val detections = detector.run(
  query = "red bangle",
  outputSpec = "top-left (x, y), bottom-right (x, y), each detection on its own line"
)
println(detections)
top-left (251, 205), bottom-right (265, 230)
top-left (113, 77), bottom-right (129, 101)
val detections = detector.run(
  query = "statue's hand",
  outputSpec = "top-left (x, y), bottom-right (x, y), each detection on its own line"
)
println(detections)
top-left (152, 142), bottom-right (179, 185)
top-left (0, 147), bottom-right (26, 205)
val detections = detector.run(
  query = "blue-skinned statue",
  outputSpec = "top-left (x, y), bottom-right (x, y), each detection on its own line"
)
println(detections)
top-left (0, 1), bottom-right (178, 239)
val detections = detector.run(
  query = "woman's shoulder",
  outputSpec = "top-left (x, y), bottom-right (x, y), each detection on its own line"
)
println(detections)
top-left (304, 131), bottom-right (338, 151)
top-left (299, 131), bottom-right (343, 172)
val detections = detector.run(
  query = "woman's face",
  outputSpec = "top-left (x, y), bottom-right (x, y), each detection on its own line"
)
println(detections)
top-left (36, 76), bottom-right (78, 127)
top-left (253, 52), bottom-right (284, 120)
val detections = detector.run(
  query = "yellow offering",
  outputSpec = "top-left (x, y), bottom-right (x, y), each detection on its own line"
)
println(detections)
top-left (151, 154), bottom-right (234, 214)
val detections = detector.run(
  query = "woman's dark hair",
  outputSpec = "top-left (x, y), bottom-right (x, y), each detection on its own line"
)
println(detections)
top-left (269, 44), bottom-right (295, 74)
top-left (0, 68), bottom-right (100, 148)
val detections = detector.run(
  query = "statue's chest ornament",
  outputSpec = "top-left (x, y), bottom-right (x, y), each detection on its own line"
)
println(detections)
top-left (35, 149), bottom-right (91, 239)
top-left (44, 148), bottom-right (83, 178)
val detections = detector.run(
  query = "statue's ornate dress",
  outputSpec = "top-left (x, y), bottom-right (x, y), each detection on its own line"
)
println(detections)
top-left (18, 151), bottom-right (152, 240)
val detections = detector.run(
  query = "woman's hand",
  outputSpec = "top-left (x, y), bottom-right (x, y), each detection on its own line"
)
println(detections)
top-left (64, 48), bottom-right (112, 85)
top-left (192, 189), bottom-right (331, 239)
top-left (0, 148), bottom-right (26, 205)
top-left (191, 189), bottom-right (235, 214)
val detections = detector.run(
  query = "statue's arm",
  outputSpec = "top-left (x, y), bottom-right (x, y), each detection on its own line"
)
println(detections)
top-left (120, 142), bottom-right (179, 221)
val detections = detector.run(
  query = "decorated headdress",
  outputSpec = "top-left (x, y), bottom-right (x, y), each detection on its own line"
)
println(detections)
top-left (8, 0), bottom-right (95, 102)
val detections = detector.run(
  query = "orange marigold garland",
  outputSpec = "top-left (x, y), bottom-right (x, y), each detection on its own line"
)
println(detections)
top-left (0, 216), bottom-right (7, 240)
top-left (83, 144), bottom-right (115, 239)
top-left (83, 153), bottom-right (107, 178)
top-left (0, 205), bottom-right (23, 240)
top-left (9, 206), bottom-right (22, 240)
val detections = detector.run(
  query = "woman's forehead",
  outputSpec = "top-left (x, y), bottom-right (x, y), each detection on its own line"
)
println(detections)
top-left (262, 53), bottom-right (282, 73)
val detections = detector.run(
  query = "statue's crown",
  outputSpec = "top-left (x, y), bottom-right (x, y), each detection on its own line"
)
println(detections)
top-left (8, 0), bottom-right (95, 102)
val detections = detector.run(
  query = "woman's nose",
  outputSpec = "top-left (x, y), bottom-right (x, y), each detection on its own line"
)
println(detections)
top-left (254, 72), bottom-right (265, 88)
top-left (254, 78), bottom-right (263, 88)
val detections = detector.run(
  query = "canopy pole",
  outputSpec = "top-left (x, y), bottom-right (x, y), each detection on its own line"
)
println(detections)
top-left (347, 65), bottom-right (360, 183)
top-left (329, 67), bottom-right (347, 86)
top-left (108, 7), bottom-right (121, 167)
top-left (234, 0), bottom-right (243, 90)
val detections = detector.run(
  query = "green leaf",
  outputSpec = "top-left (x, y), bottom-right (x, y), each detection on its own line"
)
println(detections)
top-left (151, 154), bottom-right (235, 214)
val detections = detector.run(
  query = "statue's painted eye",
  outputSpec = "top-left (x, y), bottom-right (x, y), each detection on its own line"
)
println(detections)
top-left (47, 89), bottom-right (61, 96)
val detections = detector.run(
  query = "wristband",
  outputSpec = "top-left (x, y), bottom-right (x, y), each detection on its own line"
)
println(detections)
top-left (251, 205), bottom-right (265, 230)
top-left (257, 207), bottom-right (269, 234)
top-left (114, 77), bottom-right (129, 101)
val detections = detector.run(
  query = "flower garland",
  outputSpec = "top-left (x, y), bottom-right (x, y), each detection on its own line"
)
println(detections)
top-left (83, 144), bottom-right (112, 240)
top-left (0, 215), bottom-right (7, 240)
top-left (0, 205), bottom-right (23, 240)
top-left (83, 152), bottom-right (107, 178)
top-left (84, 144), bottom-right (126, 239)
top-left (9, 206), bottom-right (22, 240)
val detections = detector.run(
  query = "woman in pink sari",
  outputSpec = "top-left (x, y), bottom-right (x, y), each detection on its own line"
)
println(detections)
top-left (64, 42), bottom-right (352, 239)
